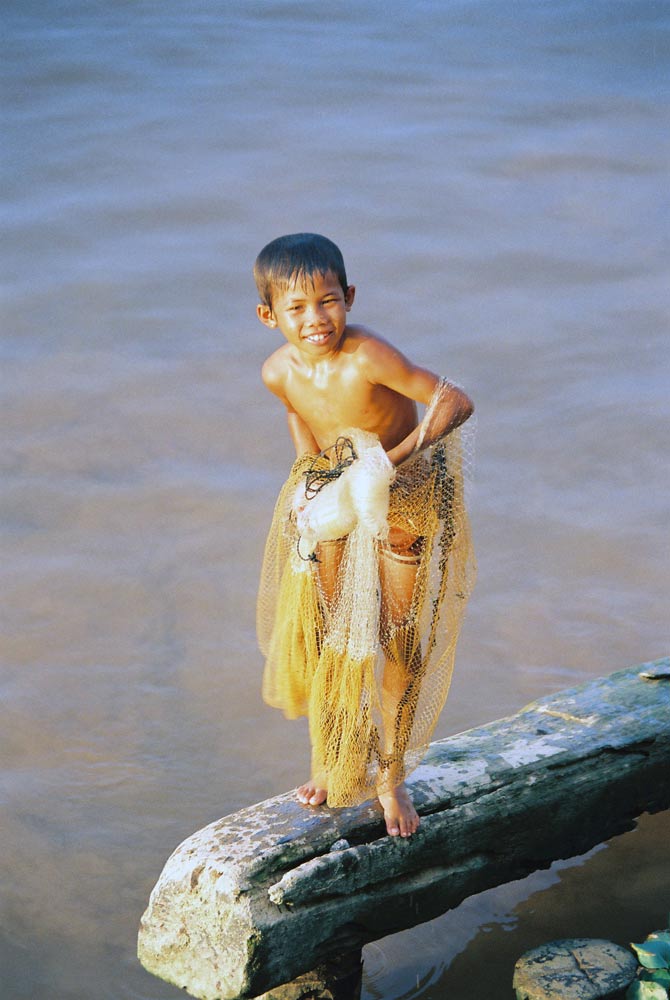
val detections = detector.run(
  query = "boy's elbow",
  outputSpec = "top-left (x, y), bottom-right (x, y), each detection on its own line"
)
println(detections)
top-left (457, 389), bottom-right (474, 424)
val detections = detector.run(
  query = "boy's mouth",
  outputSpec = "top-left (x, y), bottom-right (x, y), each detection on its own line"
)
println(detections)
top-left (304, 331), bottom-right (332, 345)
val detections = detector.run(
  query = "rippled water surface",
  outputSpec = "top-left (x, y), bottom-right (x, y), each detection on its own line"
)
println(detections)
top-left (2, 2), bottom-right (669, 998)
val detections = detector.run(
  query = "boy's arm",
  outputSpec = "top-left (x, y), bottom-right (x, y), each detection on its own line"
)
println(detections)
top-left (261, 354), bottom-right (320, 458)
top-left (286, 410), bottom-right (320, 457)
top-left (361, 338), bottom-right (473, 466)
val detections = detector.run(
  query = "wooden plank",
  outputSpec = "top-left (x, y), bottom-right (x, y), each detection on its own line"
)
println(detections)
top-left (137, 658), bottom-right (670, 1000)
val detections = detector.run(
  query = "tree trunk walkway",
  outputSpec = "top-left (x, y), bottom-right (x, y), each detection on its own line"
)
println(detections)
top-left (138, 657), bottom-right (670, 1000)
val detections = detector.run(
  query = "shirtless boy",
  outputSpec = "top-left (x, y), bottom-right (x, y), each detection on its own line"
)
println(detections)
top-left (255, 233), bottom-right (474, 838)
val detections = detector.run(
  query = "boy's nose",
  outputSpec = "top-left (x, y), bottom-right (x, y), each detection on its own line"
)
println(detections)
top-left (305, 304), bottom-right (325, 324)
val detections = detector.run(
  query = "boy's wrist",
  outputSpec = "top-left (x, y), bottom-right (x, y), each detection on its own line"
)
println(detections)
top-left (387, 432), bottom-right (418, 468)
top-left (387, 445), bottom-right (411, 468)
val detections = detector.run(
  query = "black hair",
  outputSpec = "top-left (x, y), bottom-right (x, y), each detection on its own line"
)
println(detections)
top-left (253, 233), bottom-right (348, 308)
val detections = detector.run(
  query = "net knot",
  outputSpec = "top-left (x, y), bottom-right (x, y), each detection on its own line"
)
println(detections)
top-left (303, 436), bottom-right (358, 500)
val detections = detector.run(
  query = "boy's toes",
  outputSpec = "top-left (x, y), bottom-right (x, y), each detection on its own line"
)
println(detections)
top-left (386, 817), bottom-right (401, 837)
top-left (403, 811), bottom-right (420, 838)
top-left (296, 782), bottom-right (327, 807)
top-left (399, 814), bottom-right (415, 838)
top-left (378, 783), bottom-right (420, 838)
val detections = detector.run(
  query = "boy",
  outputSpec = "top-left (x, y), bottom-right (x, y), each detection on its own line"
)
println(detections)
top-left (255, 233), bottom-right (475, 838)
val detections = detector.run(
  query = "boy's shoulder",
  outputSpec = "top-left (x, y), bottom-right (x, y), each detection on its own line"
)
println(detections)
top-left (261, 326), bottom-right (406, 392)
top-left (343, 325), bottom-right (410, 376)
top-left (343, 324), bottom-right (400, 358)
top-left (261, 343), bottom-right (292, 395)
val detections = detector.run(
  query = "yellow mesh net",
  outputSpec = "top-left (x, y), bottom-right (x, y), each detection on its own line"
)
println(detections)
top-left (257, 380), bottom-right (476, 807)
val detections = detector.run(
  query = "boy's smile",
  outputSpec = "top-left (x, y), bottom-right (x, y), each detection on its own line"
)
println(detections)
top-left (257, 271), bottom-right (355, 358)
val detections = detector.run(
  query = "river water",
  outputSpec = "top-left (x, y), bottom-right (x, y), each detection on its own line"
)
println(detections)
top-left (2, 2), bottom-right (669, 998)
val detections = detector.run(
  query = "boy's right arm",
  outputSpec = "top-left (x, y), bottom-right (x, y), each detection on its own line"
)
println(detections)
top-left (261, 354), bottom-right (320, 458)
top-left (286, 411), bottom-right (320, 457)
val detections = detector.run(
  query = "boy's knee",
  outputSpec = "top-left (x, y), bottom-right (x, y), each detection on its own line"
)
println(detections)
top-left (386, 527), bottom-right (425, 562)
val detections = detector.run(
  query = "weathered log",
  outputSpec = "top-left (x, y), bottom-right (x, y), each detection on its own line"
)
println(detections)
top-left (137, 658), bottom-right (670, 1000)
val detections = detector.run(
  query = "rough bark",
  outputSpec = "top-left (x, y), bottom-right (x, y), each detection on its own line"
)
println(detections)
top-left (137, 658), bottom-right (670, 1000)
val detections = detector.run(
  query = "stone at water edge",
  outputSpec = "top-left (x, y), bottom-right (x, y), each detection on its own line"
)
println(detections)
top-left (513, 938), bottom-right (638, 1000)
top-left (252, 952), bottom-right (363, 1000)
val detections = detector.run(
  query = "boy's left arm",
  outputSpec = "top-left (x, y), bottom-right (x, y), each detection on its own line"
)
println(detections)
top-left (364, 340), bottom-right (473, 466)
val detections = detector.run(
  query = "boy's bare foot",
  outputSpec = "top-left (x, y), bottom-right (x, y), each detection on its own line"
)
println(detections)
top-left (378, 783), bottom-right (420, 837)
top-left (297, 780), bottom-right (328, 807)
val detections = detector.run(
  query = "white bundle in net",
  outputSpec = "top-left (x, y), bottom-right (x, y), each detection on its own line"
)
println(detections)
top-left (293, 431), bottom-right (395, 560)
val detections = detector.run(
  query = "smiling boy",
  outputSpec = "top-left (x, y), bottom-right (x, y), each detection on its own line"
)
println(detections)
top-left (255, 233), bottom-right (475, 837)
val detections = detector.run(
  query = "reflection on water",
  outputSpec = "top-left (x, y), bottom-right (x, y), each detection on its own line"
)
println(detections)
top-left (2, 1), bottom-right (669, 998)
top-left (363, 813), bottom-right (670, 999)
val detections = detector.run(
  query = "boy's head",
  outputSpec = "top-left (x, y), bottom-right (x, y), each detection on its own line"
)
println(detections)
top-left (254, 233), bottom-right (348, 310)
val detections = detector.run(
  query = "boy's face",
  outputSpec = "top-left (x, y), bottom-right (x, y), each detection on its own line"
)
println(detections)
top-left (257, 271), bottom-right (355, 357)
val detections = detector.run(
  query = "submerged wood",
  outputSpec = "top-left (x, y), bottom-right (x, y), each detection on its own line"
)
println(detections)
top-left (137, 658), bottom-right (670, 1000)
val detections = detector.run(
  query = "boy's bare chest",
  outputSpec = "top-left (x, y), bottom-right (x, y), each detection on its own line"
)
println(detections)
top-left (285, 366), bottom-right (377, 438)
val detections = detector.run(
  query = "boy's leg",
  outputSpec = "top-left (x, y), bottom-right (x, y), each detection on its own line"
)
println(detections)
top-left (297, 537), bottom-right (345, 807)
top-left (314, 537), bottom-right (345, 612)
top-left (378, 531), bottom-right (424, 837)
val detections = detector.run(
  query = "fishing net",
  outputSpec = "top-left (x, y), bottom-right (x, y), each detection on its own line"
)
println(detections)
top-left (257, 379), bottom-right (476, 807)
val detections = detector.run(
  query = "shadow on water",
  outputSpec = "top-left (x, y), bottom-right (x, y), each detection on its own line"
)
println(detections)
top-left (362, 811), bottom-right (670, 1000)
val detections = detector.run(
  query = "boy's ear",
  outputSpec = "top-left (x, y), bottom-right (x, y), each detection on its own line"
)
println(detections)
top-left (345, 285), bottom-right (356, 311)
top-left (257, 303), bottom-right (277, 328)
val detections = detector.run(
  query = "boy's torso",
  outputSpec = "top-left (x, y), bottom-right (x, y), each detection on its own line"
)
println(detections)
top-left (272, 326), bottom-right (418, 451)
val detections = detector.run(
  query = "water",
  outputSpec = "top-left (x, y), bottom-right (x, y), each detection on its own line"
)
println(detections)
top-left (2, 2), bottom-right (669, 998)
